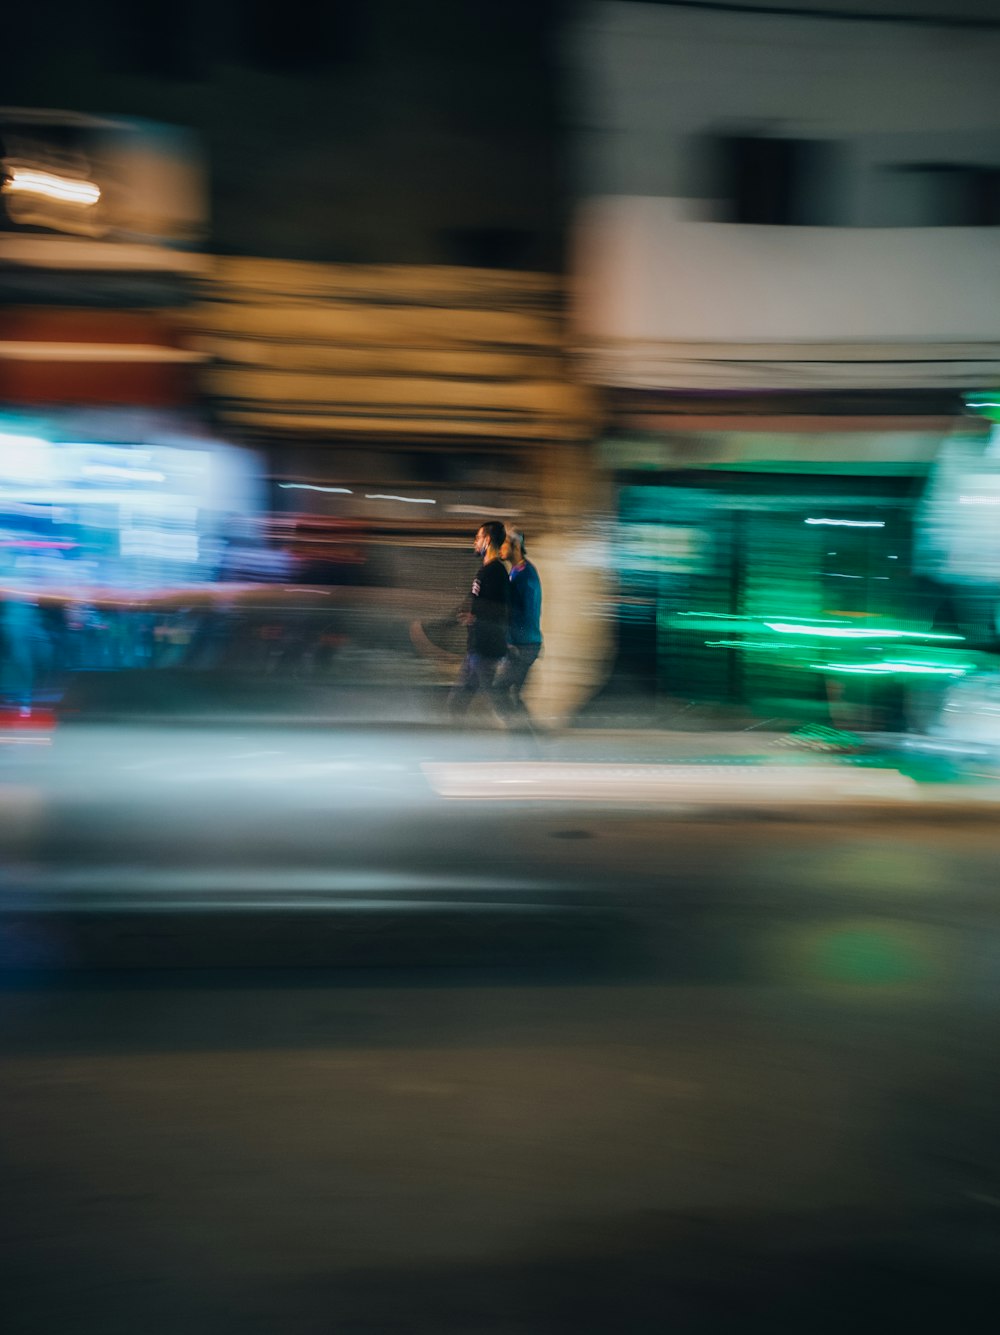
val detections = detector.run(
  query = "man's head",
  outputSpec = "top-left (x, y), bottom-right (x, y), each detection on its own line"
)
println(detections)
top-left (501, 527), bottom-right (525, 564)
top-left (474, 521), bottom-right (506, 561)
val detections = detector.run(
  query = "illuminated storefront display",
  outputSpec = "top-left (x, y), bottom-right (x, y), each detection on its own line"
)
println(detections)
top-left (0, 412), bottom-right (261, 597)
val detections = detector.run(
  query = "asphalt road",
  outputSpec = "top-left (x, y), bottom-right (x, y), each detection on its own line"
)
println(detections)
top-left (3, 723), bottom-right (1000, 1332)
top-left (3, 969), bottom-right (1000, 1333)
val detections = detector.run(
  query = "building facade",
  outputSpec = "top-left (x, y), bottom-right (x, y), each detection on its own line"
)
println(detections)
top-left (564, 0), bottom-right (1000, 723)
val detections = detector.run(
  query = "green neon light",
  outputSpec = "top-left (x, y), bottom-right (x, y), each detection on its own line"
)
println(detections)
top-left (705, 639), bottom-right (801, 650)
top-left (814, 928), bottom-right (927, 984)
top-left (678, 612), bottom-right (848, 625)
top-left (810, 661), bottom-right (975, 677)
top-left (766, 622), bottom-right (964, 642)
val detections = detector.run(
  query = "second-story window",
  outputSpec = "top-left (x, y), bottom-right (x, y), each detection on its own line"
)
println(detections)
top-left (713, 133), bottom-right (839, 226)
top-left (888, 163), bottom-right (1000, 227)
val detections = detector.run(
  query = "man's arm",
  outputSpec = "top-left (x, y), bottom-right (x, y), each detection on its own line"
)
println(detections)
top-left (452, 570), bottom-right (479, 625)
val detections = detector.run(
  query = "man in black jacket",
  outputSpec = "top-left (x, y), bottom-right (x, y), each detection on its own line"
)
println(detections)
top-left (449, 521), bottom-right (509, 720)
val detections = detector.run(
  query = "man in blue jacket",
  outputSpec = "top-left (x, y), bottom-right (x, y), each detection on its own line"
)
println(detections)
top-left (493, 527), bottom-right (543, 732)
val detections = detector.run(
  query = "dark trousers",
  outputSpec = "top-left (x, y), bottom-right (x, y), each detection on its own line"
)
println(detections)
top-left (449, 652), bottom-right (502, 718)
top-left (492, 642), bottom-right (542, 730)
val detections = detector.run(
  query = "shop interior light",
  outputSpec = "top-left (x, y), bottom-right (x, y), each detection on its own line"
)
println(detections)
top-left (0, 431), bottom-right (53, 485)
top-left (3, 167), bottom-right (101, 207)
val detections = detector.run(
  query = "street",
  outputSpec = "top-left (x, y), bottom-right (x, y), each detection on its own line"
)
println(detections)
top-left (4, 969), bottom-right (1000, 1333)
top-left (6, 0), bottom-right (1000, 1329)
top-left (2, 722), bottom-right (1000, 1331)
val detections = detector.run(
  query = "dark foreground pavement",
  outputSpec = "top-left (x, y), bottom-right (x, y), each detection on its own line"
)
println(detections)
top-left (3, 719), bottom-right (1000, 1331)
top-left (3, 972), bottom-right (1000, 1334)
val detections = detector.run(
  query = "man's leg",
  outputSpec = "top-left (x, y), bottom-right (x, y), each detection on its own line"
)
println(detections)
top-left (449, 653), bottom-right (499, 721)
top-left (474, 655), bottom-right (501, 720)
top-left (493, 644), bottom-right (540, 731)
top-left (492, 652), bottom-right (517, 722)
top-left (448, 654), bottom-right (479, 719)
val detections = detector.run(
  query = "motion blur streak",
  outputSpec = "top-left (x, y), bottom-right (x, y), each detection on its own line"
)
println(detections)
top-left (0, 342), bottom-right (200, 362)
top-left (2, 167), bottom-right (101, 206)
top-left (4, 9), bottom-right (1000, 1333)
top-left (804, 518), bottom-right (886, 528)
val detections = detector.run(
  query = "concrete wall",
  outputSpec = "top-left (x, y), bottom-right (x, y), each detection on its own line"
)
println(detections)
top-left (574, 195), bottom-right (1000, 347)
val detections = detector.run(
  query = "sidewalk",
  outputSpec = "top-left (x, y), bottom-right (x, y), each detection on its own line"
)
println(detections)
top-left (2, 711), bottom-right (998, 972)
top-left (418, 725), bottom-right (1000, 820)
top-left (26, 670), bottom-right (1000, 819)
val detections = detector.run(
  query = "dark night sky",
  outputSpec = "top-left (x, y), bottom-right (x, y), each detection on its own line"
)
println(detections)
top-left (7, 1), bottom-right (998, 263)
top-left (5, 0), bottom-right (569, 266)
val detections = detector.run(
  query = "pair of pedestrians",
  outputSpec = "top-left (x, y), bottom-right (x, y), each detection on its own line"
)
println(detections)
top-left (449, 521), bottom-right (543, 730)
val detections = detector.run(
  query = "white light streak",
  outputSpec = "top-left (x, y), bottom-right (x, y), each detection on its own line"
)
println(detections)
top-left (3, 168), bottom-right (101, 206)
top-left (365, 494), bottom-right (436, 504)
top-left (278, 483), bottom-right (353, 494)
top-left (82, 465), bottom-right (165, 483)
top-left (805, 518), bottom-right (885, 528)
top-left (767, 622), bottom-right (887, 638)
top-left (814, 661), bottom-right (974, 677)
top-left (765, 622), bottom-right (963, 642)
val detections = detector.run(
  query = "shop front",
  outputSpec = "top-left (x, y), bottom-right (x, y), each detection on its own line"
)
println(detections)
top-left (595, 429), bottom-right (972, 728)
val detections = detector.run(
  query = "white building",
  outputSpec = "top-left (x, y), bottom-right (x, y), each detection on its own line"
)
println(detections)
top-left (566, 0), bottom-right (1000, 394)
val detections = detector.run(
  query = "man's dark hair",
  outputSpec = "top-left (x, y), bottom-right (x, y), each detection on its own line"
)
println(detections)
top-left (480, 520), bottom-right (506, 550)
